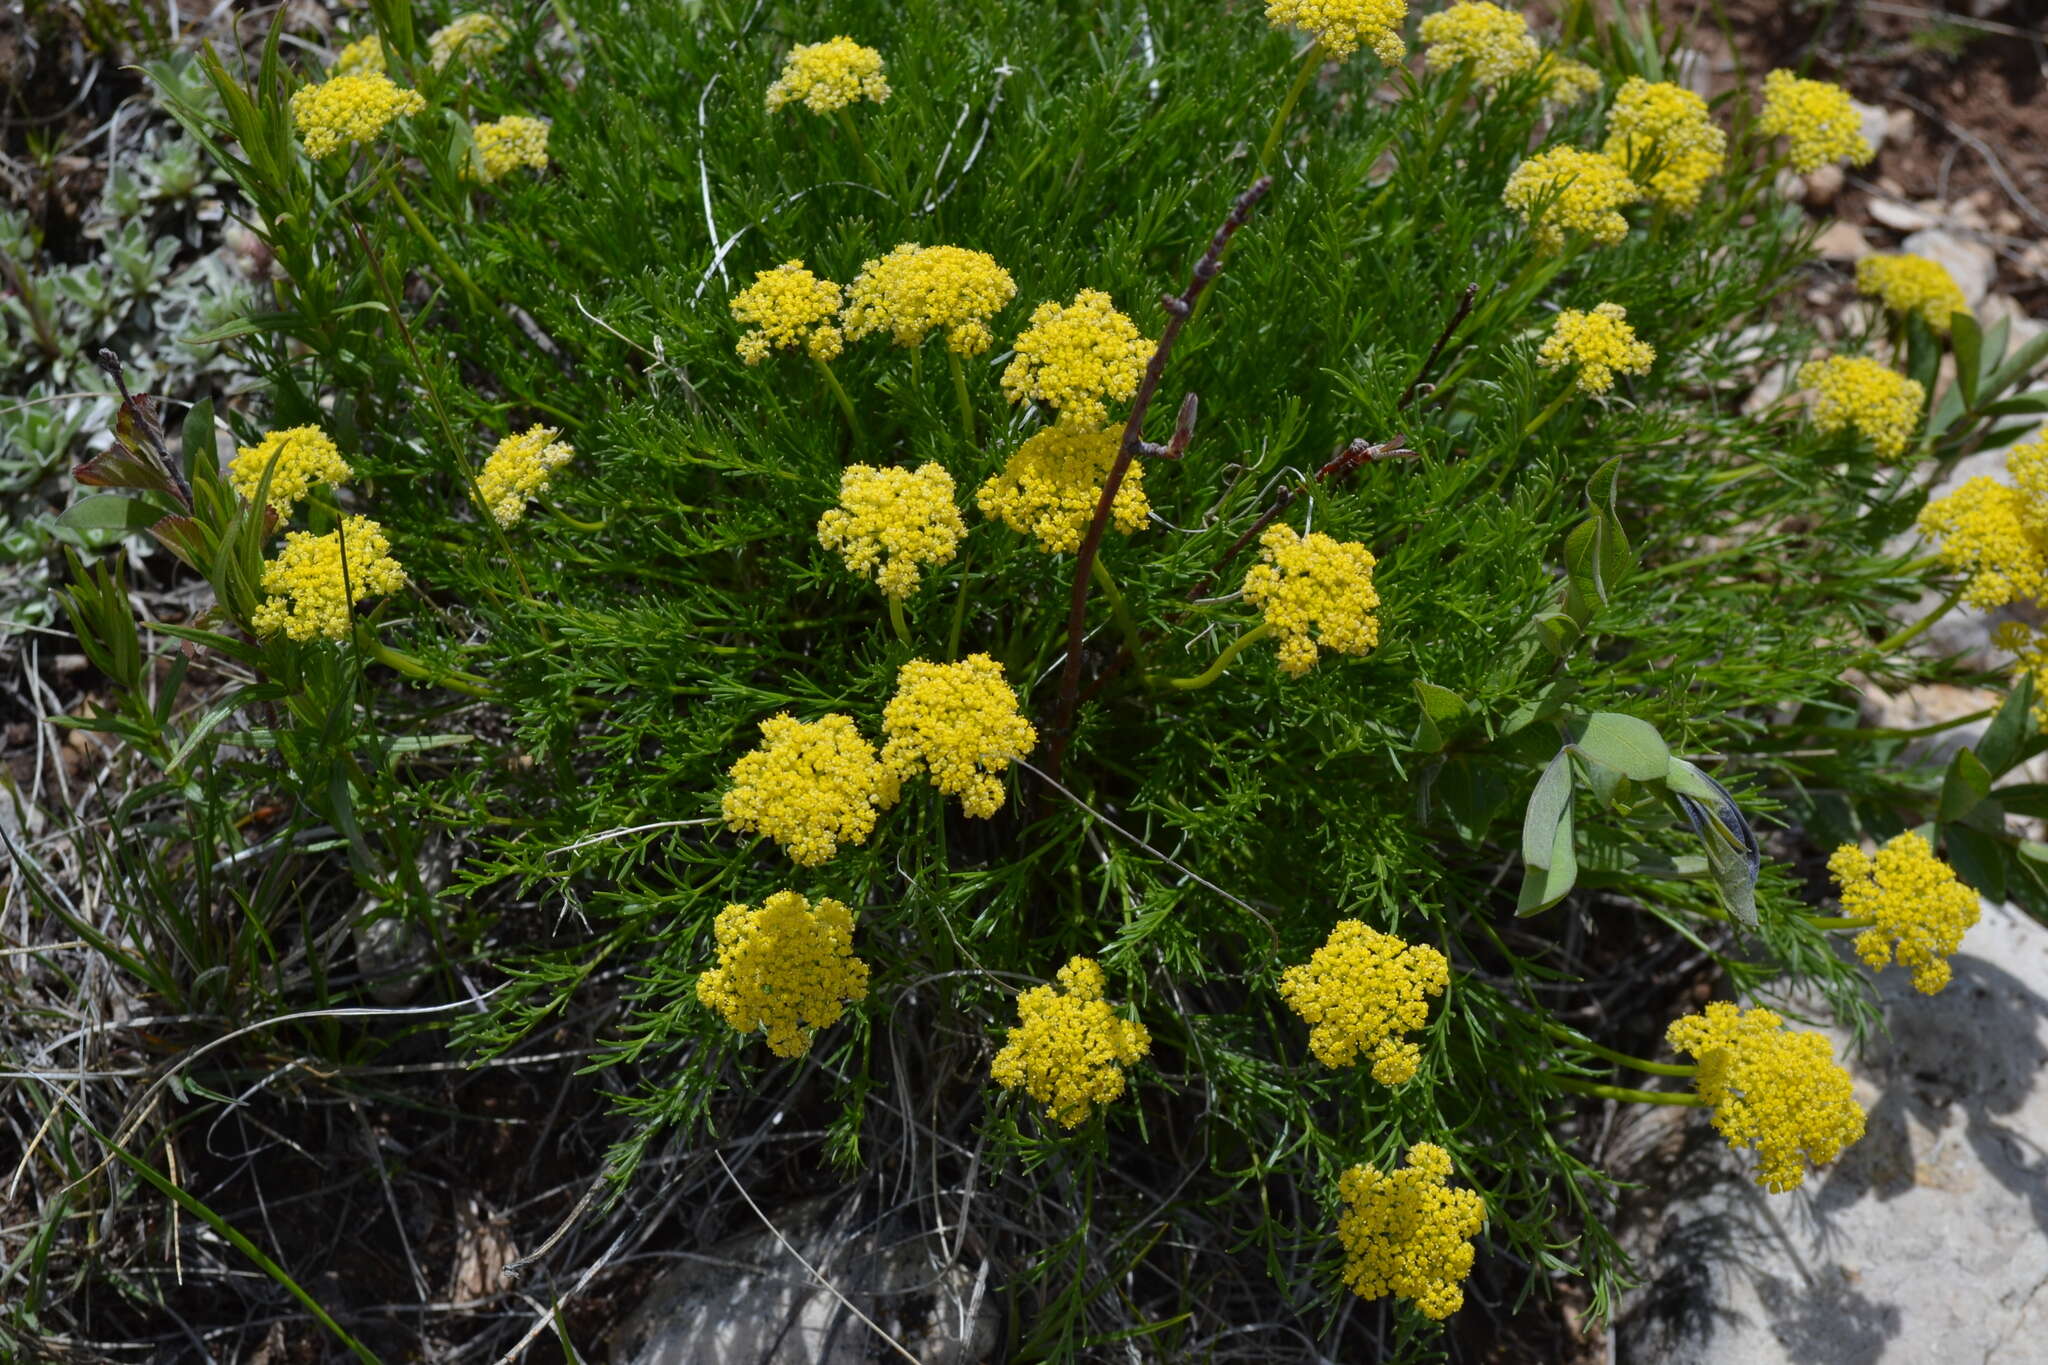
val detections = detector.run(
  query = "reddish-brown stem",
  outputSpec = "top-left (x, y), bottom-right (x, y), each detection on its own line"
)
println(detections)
top-left (1044, 177), bottom-right (1273, 776)
top-left (1396, 282), bottom-right (1477, 410)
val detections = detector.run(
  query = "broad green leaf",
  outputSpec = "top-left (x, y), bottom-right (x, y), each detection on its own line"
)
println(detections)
top-left (1664, 756), bottom-right (1721, 803)
top-left (1570, 711), bottom-right (1671, 781)
top-left (1976, 672), bottom-right (2036, 778)
top-left (1944, 823), bottom-right (2007, 902)
top-left (58, 493), bottom-right (165, 535)
top-left (1522, 749), bottom-right (1574, 870)
top-left (1938, 747), bottom-right (1994, 824)
top-left (1413, 680), bottom-right (1469, 753)
top-left (1985, 324), bottom-right (2048, 397)
top-left (1953, 310), bottom-right (1983, 410)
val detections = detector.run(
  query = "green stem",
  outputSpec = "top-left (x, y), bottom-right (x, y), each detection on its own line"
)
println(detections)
top-left (1702, 461), bottom-right (1778, 487)
top-left (1866, 579), bottom-right (1968, 659)
top-left (948, 349), bottom-right (977, 446)
top-left (1165, 621), bottom-right (1272, 690)
top-left (886, 594), bottom-right (912, 646)
top-left (546, 503), bottom-right (607, 532)
top-left (834, 107), bottom-right (890, 197)
top-left (1091, 557), bottom-right (1147, 685)
top-left (354, 626), bottom-right (494, 699)
top-left (1521, 385), bottom-right (1575, 437)
top-left (1808, 913), bottom-right (1875, 930)
top-left (1413, 63), bottom-right (1476, 171)
top-left (1539, 1018), bottom-right (1698, 1076)
top-left (812, 355), bottom-right (864, 440)
top-left (380, 170), bottom-right (485, 310)
top-left (1258, 43), bottom-right (1324, 174)
top-left (946, 550), bottom-right (973, 661)
top-left (1549, 1076), bottom-right (1708, 1106)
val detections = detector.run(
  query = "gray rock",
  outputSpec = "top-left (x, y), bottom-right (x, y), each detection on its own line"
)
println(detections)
top-left (1851, 98), bottom-right (1890, 157)
top-left (613, 1196), bottom-right (1000, 1365)
top-left (1901, 229), bottom-right (1997, 307)
top-left (1614, 901), bottom-right (2048, 1365)
top-left (1813, 221), bottom-right (1870, 263)
top-left (1868, 198), bottom-right (1940, 234)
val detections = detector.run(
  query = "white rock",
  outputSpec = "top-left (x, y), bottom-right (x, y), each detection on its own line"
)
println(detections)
top-left (1673, 47), bottom-right (1713, 100)
top-left (1902, 228), bottom-right (1997, 305)
top-left (612, 1197), bottom-right (999, 1365)
top-left (1886, 107), bottom-right (1916, 147)
top-left (1614, 901), bottom-right (2048, 1365)
top-left (1804, 162), bottom-right (1845, 208)
top-left (1851, 98), bottom-right (1890, 156)
top-left (1868, 198), bottom-right (1940, 234)
top-left (1814, 221), bottom-right (1870, 262)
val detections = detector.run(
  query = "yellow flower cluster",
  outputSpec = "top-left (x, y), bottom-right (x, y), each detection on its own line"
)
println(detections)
top-left (472, 115), bottom-right (550, 183)
top-left (288, 73), bottom-right (427, 160)
top-left (1918, 428), bottom-right (2048, 608)
top-left (1335, 1142), bottom-right (1487, 1321)
top-left (990, 956), bottom-right (1151, 1128)
top-left (429, 13), bottom-right (511, 71)
top-left (1828, 832), bottom-right (1981, 995)
top-left (841, 244), bottom-right (1018, 357)
top-left (1241, 523), bottom-right (1381, 676)
top-left (1538, 54), bottom-right (1602, 107)
top-left (881, 654), bottom-right (1037, 817)
top-left (975, 425), bottom-right (1149, 554)
top-left (695, 891), bottom-right (869, 1058)
top-left (1278, 921), bottom-right (1449, 1084)
top-left (1502, 146), bottom-right (1642, 252)
top-left (1537, 302), bottom-right (1656, 395)
top-left (474, 424), bottom-right (574, 527)
top-left (1757, 69), bottom-right (1873, 173)
top-left (334, 34), bottom-right (385, 75)
top-left (765, 37), bottom-right (890, 116)
top-left (250, 515), bottom-right (407, 641)
top-left (229, 425), bottom-right (352, 514)
top-left (722, 713), bottom-right (900, 866)
top-left (1263, 0), bottom-right (1408, 64)
top-left (1602, 77), bottom-right (1726, 214)
top-left (731, 261), bottom-right (845, 365)
top-left (1856, 254), bottom-right (1971, 334)
top-left (816, 463), bottom-right (966, 600)
top-left (1666, 1002), bottom-right (1866, 1192)
top-left (1000, 289), bottom-right (1153, 431)
top-left (1798, 354), bottom-right (1924, 460)
top-left (1419, 2), bottom-right (1538, 87)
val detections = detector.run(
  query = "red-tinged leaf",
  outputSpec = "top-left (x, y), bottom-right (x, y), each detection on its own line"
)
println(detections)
top-left (149, 514), bottom-right (210, 570)
top-left (75, 445), bottom-right (176, 495)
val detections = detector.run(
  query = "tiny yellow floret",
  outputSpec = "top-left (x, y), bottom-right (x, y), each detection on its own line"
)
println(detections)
top-left (695, 891), bottom-right (869, 1058)
top-left (731, 261), bottom-right (845, 365)
top-left (1666, 1002), bottom-right (1866, 1193)
top-left (1241, 523), bottom-right (1381, 677)
top-left (1602, 77), bottom-right (1726, 215)
top-left (1828, 832), bottom-right (1980, 995)
top-left (250, 515), bottom-right (406, 641)
top-left (471, 115), bottom-right (550, 183)
top-left (474, 424), bottom-right (573, 527)
top-left (1538, 302), bottom-right (1656, 395)
top-left (1001, 289), bottom-right (1153, 431)
top-left (1335, 1142), bottom-right (1487, 1321)
top-left (976, 425), bottom-right (1149, 554)
top-left (841, 243), bottom-right (1018, 357)
top-left (1798, 354), bottom-right (1924, 460)
top-left (333, 34), bottom-right (386, 76)
top-left (288, 73), bottom-right (427, 160)
top-left (229, 426), bottom-right (352, 514)
top-left (765, 37), bottom-right (890, 116)
top-left (990, 956), bottom-right (1151, 1128)
top-left (881, 654), bottom-right (1037, 817)
top-left (1502, 146), bottom-right (1642, 252)
top-left (429, 13), bottom-right (512, 71)
top-left (1419, 2), bottom-right (1538, 87)
top-left (817, 463), bottom-right (966, 600)
top-left (1856, 254), bottom-right (1971, 335)
top-left (1537, 54), bottom-right (1602, 107)
top-left (1264, 0), bottom-right (1408, 64)
top-left (1279, 921), bottom-right (1449, 1084)
top-left (722, 713), bottom-right (899, 867)
top-left (1919, 428), bottom-right (2048, 609)
top-left (1757, 69), bottom-right (1873, 173)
